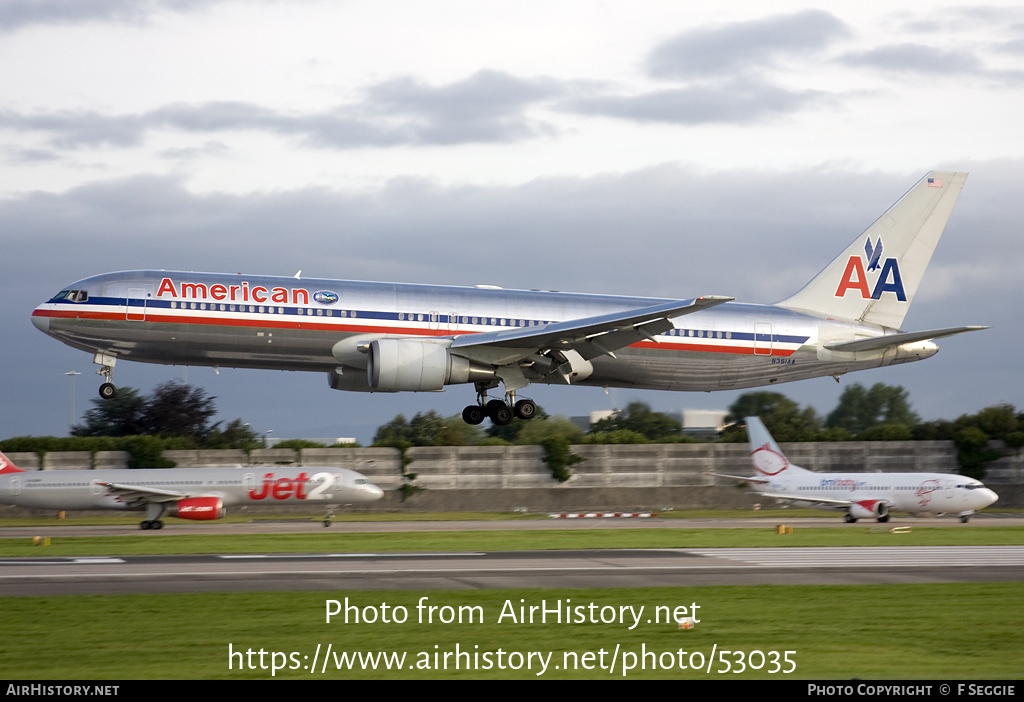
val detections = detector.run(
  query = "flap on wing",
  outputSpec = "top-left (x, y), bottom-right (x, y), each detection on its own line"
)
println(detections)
top-left (824, 325), bottom-right (988, 353)
top-left (450, 295), bottom-right (733, 361)
top-left (101, 481), bottom-right (185, 504)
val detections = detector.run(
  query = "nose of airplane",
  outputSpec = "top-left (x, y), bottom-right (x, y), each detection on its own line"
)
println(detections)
top-left (978, 487), bottom-right (999, 509)
top-left (31, 308), bottom-right (50, 334)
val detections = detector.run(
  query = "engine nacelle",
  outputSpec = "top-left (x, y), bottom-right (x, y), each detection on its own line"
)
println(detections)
top-left (171, 496), bottom-right (225, 521)
top-left (849, 500), bottom-right (888, 521)
top-left (367, 339), bottom-right (494, 391)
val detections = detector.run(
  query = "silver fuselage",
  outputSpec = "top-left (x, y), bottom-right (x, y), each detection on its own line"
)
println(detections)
top-left (30, 270), bottom-right (937, 393)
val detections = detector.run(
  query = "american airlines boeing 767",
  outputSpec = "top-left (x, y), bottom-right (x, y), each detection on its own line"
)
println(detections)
top-left (31, 171), bottom-right (985, 425)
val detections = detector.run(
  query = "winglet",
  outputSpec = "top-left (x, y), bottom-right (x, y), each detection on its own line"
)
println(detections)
top-left (0, 451), bottom-right (26, 474)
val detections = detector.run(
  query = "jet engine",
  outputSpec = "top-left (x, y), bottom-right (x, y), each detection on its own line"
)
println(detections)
top-left (366, 339), bottom-right (494, 391)
top-left (848, 500), bottom-right (888, 521)
top-left (170, 496), bottom-right (225, 521)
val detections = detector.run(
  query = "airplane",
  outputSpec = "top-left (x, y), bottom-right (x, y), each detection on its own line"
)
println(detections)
top-left (31, 171), bottom-right (986, 425)
top-left (713, 416), bottom-right (999, 523)
top-left (0, 450), bottom-right (384, 529)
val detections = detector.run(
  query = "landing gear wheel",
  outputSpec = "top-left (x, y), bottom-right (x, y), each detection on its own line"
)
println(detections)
top-left (462, 405), bottom-right (486, 425)
top-left (323, 520), bottom-right (332, 527)
top-left (486, 399), bottom-right (513, 425)
top-left (140, 519), bottom-right (163, 530)
top-left (960, 515), bottom-right (970, 523)
top-left (877, 514), bottom-right (890, 523)
top-left (99, 382), bottom-right (117, 399)
top-left (844, 514), bottom-right (857, 523)
top-left (514, 399), bottom-right (537, 420)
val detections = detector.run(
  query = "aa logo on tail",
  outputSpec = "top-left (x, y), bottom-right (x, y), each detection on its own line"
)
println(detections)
top-left (834, 237), bottom-right (906, 301)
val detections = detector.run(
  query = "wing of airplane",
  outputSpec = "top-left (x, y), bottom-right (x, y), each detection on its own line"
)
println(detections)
top-left (823, 325), bottom-right (989, 353)
top-left (756, 491), bottom-right (854, 506)
top-left (447, 295), bottom-right (734, 385)
top-left (100, 481), bottom-right (188, 506)
top-left (706, 471), bottom-right (771, 485)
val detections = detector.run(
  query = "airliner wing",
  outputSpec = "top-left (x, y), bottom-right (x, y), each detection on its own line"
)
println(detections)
top-left (824, 326), bottom-right (988, 353)
top-left (450, 295), bottom-right (733, 363)
top-left (707, 472), bottom-right (771, 485)
top-left (757, 491), bottom-right (854, 506)
top-left (101, 482), bottom-right (186, 505)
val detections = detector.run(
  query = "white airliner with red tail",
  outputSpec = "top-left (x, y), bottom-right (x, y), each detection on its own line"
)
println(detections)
top-left (722, 416), bottom-right (999, 523)
top-left (31, 171), bottom-right (986, 424)
top-left (0, 451), bottom-right (383, 529)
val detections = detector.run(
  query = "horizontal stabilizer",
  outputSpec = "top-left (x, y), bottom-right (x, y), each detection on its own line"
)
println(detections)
top-left (824, 325), bottom-right (988, 352)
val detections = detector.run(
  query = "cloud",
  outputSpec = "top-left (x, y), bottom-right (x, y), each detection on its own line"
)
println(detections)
top-left (562, 79), bottom-right (828, 126)
top-left (838, 43), bottom-right (1024, 84)
top-left (0, 0), bottom-right (216, 32)
top-left (839, 43), bottom-right (985, 75)
top-left (0, 71), bottom-right (566, 150)
top-left (646, 10), bottom-right (850, 80)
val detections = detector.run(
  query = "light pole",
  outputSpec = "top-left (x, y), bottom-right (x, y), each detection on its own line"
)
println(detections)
top-left (64, 371), bottom-right (81, 433)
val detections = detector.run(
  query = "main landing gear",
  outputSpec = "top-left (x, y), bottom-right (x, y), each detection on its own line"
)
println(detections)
top-left (462, 385), bottom-right (538, 426)
top-left (140, 503), bottom-right (166, 530)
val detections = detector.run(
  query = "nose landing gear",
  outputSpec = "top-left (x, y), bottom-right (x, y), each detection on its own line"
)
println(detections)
top-left (94, 353), bottom-right (118, 399)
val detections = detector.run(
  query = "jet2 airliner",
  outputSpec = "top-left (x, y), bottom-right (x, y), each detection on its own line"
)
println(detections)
top-left (0, 451), bottom-right (383, 529)
top-left (715, 416), bottom-right (999, 523)
top-left (31, 171), bottom-right (985, 424)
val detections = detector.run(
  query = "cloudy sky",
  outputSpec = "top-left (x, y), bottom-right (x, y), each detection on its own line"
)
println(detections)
top-left (3, 0), bottom-right (1022, 443)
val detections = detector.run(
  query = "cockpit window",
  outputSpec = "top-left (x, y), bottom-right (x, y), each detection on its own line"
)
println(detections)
top-left (52, 290), bottom-right (88, 302)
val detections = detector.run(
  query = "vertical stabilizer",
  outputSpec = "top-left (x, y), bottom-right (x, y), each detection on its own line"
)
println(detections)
top-left (778, 171), bottom-right (967, 328)
top-left (746, 416), bottom-right (806, 477)
top-left (0, 451), bottom-right (25, 474)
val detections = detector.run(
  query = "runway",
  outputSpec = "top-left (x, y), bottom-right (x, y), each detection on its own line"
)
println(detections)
top-left (2, 545), bottom-right (1021, 596)
top-left (1, 513), bottom-right (1021, 537)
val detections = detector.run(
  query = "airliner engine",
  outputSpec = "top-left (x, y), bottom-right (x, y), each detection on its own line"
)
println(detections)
top-left (170, 496), bottom-right (225, 521)
top-left (366, 339), bottom-right (495, 392)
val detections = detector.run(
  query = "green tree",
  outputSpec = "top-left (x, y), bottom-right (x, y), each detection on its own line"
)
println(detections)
top-left (72, 387), bottom-right (147, 437)
top-left (204, 419), bottom-right (264, 450)
top-left (724, 392), bottom-right (820, 442)
top-left (590, 402), bottom-right (682, 442)
top-left (825, 383), bottom-right (919, 434)
top-left (141, 380), bottom-right (218, 442)
top-left (372, 410), bottom-right (481, 447)
top-left (486, 404), bottom-right (551, 443)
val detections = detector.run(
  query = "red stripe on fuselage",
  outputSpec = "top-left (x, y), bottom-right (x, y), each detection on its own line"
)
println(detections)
top-left (34, 308), bottom-right (802, 356)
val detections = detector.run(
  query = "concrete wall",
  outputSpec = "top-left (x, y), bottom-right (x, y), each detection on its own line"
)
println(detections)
top-left (4, 441), bottom-right (1022, 514)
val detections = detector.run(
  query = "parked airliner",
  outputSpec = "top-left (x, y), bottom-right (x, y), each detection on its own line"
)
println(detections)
top-left (31, 171), bottom-right (985, 425)
top-left (716, 416), bottom-right (999, 523)
top-left (0, 450), bottom-right (384, 529)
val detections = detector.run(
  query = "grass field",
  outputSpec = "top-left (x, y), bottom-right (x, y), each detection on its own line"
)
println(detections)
top-left (2, 583), bottom-right (1021, 679)
top-left (1, 525), bottom-right (1022, 557)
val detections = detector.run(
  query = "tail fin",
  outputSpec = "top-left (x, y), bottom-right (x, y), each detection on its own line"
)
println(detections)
top-left (746, 416), bottom-right (807, 477)
top-left (778, 171), bottom-right (968, 328)
top-left (0, 451), bottom-right (25, 474)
